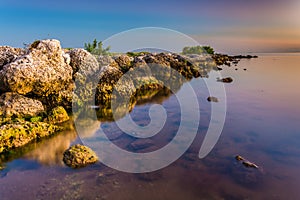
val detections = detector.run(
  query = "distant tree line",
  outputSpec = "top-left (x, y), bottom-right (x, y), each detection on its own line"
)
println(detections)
top-left (84, 39), bottom-right (111, 55)
top-left (182, 45), bottom-right (215, 55)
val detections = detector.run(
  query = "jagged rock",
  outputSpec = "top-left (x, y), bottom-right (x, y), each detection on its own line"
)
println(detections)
top-left (63, 144), bottom-right (98, 168)
top-left (0, 121), bottom-right (62, 153)
top-left (68, 48), bottom-right (100, 77)
top-left (0, 92), bottom-right (44, 118)
top-left (0, 39), bottom-right (73, 99)
top-left (47, 106), bottom-right (69, 124)
top-left (0, 46), bottom-right (25, 70)
top-left (114, 55), bottom-right (132, 72)
top-left (95, 65), bottom-right (134, 104)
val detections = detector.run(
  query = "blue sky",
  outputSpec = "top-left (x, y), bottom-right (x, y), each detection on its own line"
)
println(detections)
top-left (1, 0), bottom-right (299, 53)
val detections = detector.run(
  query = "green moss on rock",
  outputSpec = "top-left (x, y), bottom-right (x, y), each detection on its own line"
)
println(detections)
top-left (63, 144), bottom-right (98, 168)
top-left (0, 121), bottom-right (62, 153)
top-left (47, 106), bottom-right (69, 124)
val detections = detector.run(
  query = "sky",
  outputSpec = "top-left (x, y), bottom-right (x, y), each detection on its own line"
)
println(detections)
top-left (0, 0), bottom-right (299, 53)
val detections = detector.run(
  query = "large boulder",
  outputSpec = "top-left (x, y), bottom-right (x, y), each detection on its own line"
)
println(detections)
top-left (0, 46), bottom-right (25, 70)
top-left (0, 39), bottom-right (73, 98)
top-left (0, 92), bottom-right (44, 118)
top-left (114, 54), bottom-right (132, 72)
top-left (95, 65), bottom-right (134, 104)
top-left (68, 48), bottom-right (100, 77)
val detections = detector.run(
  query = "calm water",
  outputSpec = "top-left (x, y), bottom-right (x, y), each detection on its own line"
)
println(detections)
top-left (1, 53), bottom-right (300, 199)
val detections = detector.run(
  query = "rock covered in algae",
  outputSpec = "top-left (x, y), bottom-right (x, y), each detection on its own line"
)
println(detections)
top-left (47, 106), bottom-right (70, 124)
top-left (0, 121), bottom-right (62, 153)
top-left (63, 144), bottom-right (98, 168)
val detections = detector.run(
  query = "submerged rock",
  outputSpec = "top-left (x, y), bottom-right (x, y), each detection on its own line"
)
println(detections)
top-left (235, 155), bottom-right (259, 169)
top-left (63, 144), bottom-right (98, 168)
top-left (0, 92), bottom-right (44, 118)
top-left (0, 121), bottom-right (62, 153)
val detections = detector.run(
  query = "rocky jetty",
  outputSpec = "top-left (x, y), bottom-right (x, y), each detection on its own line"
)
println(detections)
top-left (0, 39), bottom-right (217, 155)
top-left (212, 53), bottom-right (257, 67)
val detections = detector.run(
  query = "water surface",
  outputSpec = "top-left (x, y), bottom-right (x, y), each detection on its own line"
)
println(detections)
top-left (0, 53), bottom-right (300, 199)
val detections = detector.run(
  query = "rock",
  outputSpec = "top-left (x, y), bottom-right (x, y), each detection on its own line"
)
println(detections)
top-left (0, 92), bottom-right (44, 118)
top-left (95, 65), bottom-right (134, 104)
top-left (235, 155), bottom-right (259, 169)
top-left (95, 55), bottom-right (116, 67)
top-left (0, 39), bottom-right (73, 99)
top-left (0, 46), bottom-right (25, 70)
top-left (217, 77), bottom-right (233, 83)
top-left (63, 144), bottom-right (98, 168)
top-left (68, 48), bottom-right (100, 77)
top-left (47, 106), bottom-right (69, 124)
top-left (129, 139), bottom-right (154, 150)
top-left (0, 121), bottom-right (62, 153)
top-left (207, 96), bottom-right (219, 102)
top-left (114, 55), bottom-right (132, 73)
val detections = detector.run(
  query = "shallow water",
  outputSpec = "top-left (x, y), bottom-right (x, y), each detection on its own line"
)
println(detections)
top-left (1, 53), bottom-right (300, 199)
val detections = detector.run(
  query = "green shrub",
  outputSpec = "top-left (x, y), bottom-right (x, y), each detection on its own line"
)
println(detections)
top-left (84, 39), bottom-right (111, 55)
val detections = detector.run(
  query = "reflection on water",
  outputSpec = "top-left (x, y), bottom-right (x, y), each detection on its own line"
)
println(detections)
top-left (1, 53), bottom-right (300, 199)
top-left (24, 129), bottom-right (77, 166)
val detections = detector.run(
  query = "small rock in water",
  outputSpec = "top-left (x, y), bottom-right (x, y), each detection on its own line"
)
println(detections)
top-left (63, 144), bottom-right (98, 168)
top-left (207, 96), bottom-right (219, 102)
top-left (217, 77), bottom-right (233, 83)
top-left (235, 155), bottom-right (259, 169)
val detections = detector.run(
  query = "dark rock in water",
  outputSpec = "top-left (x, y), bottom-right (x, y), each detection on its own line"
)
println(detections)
top-left (235, 155), bottom-right (259, 169)
top-left (217, 77), bottom-right (233, 83)
top-left (129, 139), bottom-right (154, 150)
top-left (235, 68), bottom-right (238, 70)
top-left (63, 144), bottom-right (98, 168)
top-left (207, 96), bottom-right (219, 102)
top-left (0, 92), bottom-right (44, 118)
top-left (243, 68), bottom-right (247, 71)
top-left (213, 66), bottom-right (223, 71)
top-left (231, 155), bottom-right (263, 187)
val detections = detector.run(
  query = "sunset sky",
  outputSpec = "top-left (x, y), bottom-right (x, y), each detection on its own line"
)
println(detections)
top-left (0, 0), bottom-right (299, 53)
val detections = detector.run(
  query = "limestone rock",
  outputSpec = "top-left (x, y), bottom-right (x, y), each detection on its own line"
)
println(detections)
top-left (47, 106), bottom-right (69, 124)
top-left (0, 46), bottom-right (25, 70)
top-left (0, 39), bottom-right (73, 97)
top-left (114, 55), bottom-right (132, 72)
top-left (68, 48), bottom-right (100, 77)
top-left (0, 92), bottom-right (44, 118)
top-left (63, 144), bottom-right (98, 168)
top-left (0, 121), bottom-right (62, 153)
